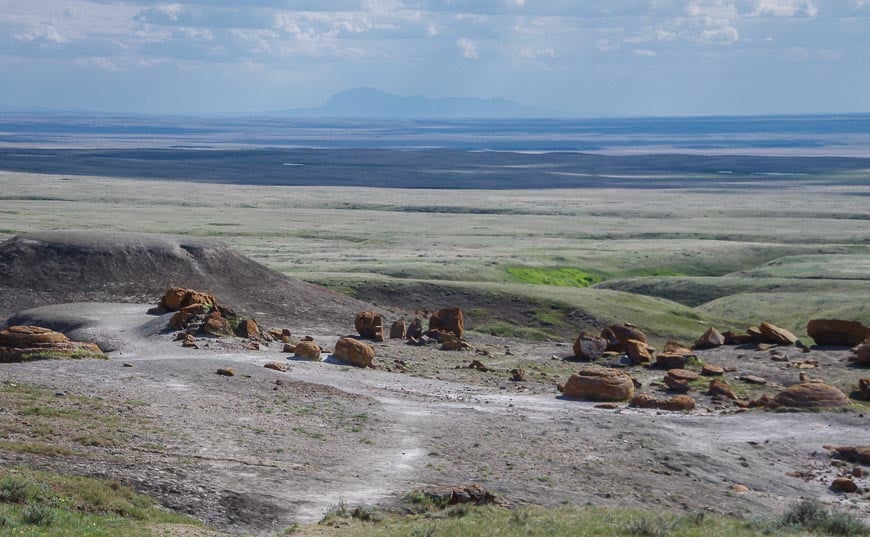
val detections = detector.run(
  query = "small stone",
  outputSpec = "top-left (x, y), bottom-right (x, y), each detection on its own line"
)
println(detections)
top-left (216, 368), bottom-right (235, 377)
top-left (830, 477), bottom-right (858, 493)
top-left (731, 484), bottom-right (750, 493)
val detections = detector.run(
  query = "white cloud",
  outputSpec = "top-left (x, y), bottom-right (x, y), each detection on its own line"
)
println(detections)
top-left (14, 24), bottom-right (68, 44)
top-left (634, 48), bottom-right (657, 56)
top-left (457, 37), bottom-right (479, 59)
top-left (751, 0), bottom-right (818, 17)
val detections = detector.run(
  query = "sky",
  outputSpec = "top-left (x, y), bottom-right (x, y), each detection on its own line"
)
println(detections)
top-left (0, 0), bottom-right (869, 116)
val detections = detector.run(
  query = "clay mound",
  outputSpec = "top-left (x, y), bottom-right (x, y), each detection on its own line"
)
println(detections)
top-left (0, 231), bottom-right (367, 328)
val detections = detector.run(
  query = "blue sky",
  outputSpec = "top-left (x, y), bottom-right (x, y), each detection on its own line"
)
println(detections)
top-left (1, 0), bottom-right (868, 116)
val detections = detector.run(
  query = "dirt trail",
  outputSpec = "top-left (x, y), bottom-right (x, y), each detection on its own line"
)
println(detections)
top-left (1, 303), bottom-right (869, 534)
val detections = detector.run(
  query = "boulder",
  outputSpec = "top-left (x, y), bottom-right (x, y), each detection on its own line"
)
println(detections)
top-left (510, 369), bottom-right (526, 382)
top-left (629, 393), bottom-right (695, 411)
top-left (655, 354), bottom-right (687, 370)
top-left (293, 340), bottom-right (322, 360)
top-left (573, 333), bottom-right (607, 361)
top-left (746, 326), bottom-right (766, 343)
top-left (264, 361), bottom-right (288, 372)
top-left (355, 311), bottom-right (385, 341)
top-left (723, 331), bottom-right (753, 345)
top-left (237, 319), bottom-right (260, 339)
top-left (855, 378), bottom-right (870, 401)
top-left (759, 322), bottom-right (798, 346)
top-left (202, 311), bottom-right (234, 338)
top-left (855, 343), bottom-right (870, 367)
top-left (668, 368), bottom-right (700, 381)
top-left (440, 332), bottom-right (470, 351)
top-left (600, 323), bottom-right (647, 353)
top-left (768, 382), bottom-right (850, 409)
top-left (624, 338), bottom-right (653, 365)
top-left (830, 478), bottom-right (858, 493)
top-left (159, 287), bottom-right (217, 312)
top-left (389, 319), bottom-right (406, 339)
top-left (664, 369), bottom-right (698, 393)
top-left (406, 318), bottom-right (424, 341)
top-left (695, 327), bottom-right (725, 349)
top-left (216, 368), bottom-right (235, 377)
top-left (827, 446), bottom-right (870, 466)
top-left (807, 319), bottom-right (870, 347)
top-left (708, 378), bottom-right (736, 399)
top-left (701, 364), bottom-right (725, 376)
top-left (658, 395), bottom-right (696, 412)
top-left (334, 337), bottom-right (375, 368)
top-left (429, 307), bottom-right (464, 339)
top-left (0, 326), bottom-right (103, 363)
top-left (662, 341), bottom-right (693, 356)
top-left (562, 368), bottom-right (635, 402)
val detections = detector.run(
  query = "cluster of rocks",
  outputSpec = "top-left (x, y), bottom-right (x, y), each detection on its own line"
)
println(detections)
top-left (824, 446), bottom-right (870, 495)
top-left (354, 307), bottom-right (469, 351)
top-left (562, 318), bottom-right (867, 412)
top-left (0, 325), bottom-right (104, 363)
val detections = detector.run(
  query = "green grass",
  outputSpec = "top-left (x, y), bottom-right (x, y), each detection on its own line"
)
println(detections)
top-left (300, 503), bottom-right (868, 537)
top-left (506, 266), bottom-right (602, 288)
top-left (0, 467), bottom-right (198, 536)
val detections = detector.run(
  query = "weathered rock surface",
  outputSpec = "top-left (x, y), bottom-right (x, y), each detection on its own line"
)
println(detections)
top-left (334, 337), bottom-right (375, 368)
top-left (406, 318), bottom-right (424, 342)
top-left (768, 382), bottom-right (851, 409)
top-left (630, 393), bottom-right (695, 411)
top-left (695, 327), bottom-right (725, 349)
top-left (600, 323), bottom-right (646, 353)
top-left (216, 368), bottom-right (235, 377)
top-left (807, 319), bottom-right (870, 347)
top-left (355, 310), bottom-right (385, 341)
top-left (701, 364), bottom-right (725, 376)
top-left (429, 307), bottom-right (464, 339)
top-left (572, 333), bottom-right (607, 361)
top-left (563, 367), bottom-right (635, 402)
top-left (827, 446), bottom-right (870, 465)
top-left (238, 319), bottom-right (260, 339)
top-left (264, 362), bottom-right (289, 372)
top-left (159, 287), bottom-right (217, 312)
top-left (389, 319), bottom-right (406, 339)
top-left (830, 477), bottom-right (858, 493)
top-left (624, 338), bottom-right (653, 365)
top-left (759, 322), bottom-right (798, 346)
top-left (0, 325), bottom-right (103, 362)
top-left (420, 485), bottom-right (495, 506)
top-left (293, 340), bottom-right (322, 360)
top-left (854, 343), bottom-right (870, 367)
top-left (655, 354), bottom-right (687, 370)
top-left (203, 311), bottom-right (235, 338)
top-left (708, 378), bottom-right (736, 400)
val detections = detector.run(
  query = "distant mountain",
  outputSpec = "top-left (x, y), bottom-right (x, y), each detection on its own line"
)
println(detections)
top-left (280, 88), bottom-right (550, 118)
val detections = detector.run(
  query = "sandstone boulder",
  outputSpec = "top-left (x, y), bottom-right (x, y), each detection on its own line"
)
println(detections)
top-left (406, 318), bottom-right (424, 341)
top-left (0, 326), bottom-right (103, 363)
top-left (629, 393), bottom-right (695, 411)
top-left (293, 340), bottom-right (322, 360)
top-left (624, 338), bottom-right (653, 365)
top-left (701, 364), bottom-right (725, 376)
top-left (573, 333), bottom-right (607, 361)
top-left (831, 477), bottom-right (858, 493)
top-left (695, 327), bottom-right (725, 349)
top-left (769, 382), bottom-right (850, 409)
top-left (629, 394), bottom-right (658, 408)
top-left (708, 378), bottom-right (736, 399)
top-left (807, 319), bottom-right (870, 347)
top-left (562, 368), bottom-right (635, 402)
top-left (664, 369), bottom-right (698, 393)
top-left (429, 307), bottom-right (464, 339)
top-left (827, 446), bottom-right (870, 465)
top-left (159, 287), bottom-right (217, 312)
top-left (855, 378), bottom-right (870, 401)
top-left (723, 331), bottom-right (753, 345)
top-left (759, 322), bottom-right (798, 346)
top-left (600, 323), bottom-right (647, 353)
top-left (663, 341), bottom-right (693, 356)
top-left (389, 319), bottom-right (406, 339)
top-left (355, 310), bottom-right (385, 341)
top-left (655, 354), bottom-right (687, 370)
top-left (202, 311), bottom-right (234, 338)
top-left (264, 361), bottom-right (289, 372)
top-left (855, 343), bottom-right (870, 367)
top-left (334, 337), bottom-right (375, 368)
top-left (216, 368), bottom-right (235, 377)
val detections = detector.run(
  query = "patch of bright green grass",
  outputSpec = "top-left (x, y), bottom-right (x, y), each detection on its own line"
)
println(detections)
top-left (506, 266), bottom-right (602, 288)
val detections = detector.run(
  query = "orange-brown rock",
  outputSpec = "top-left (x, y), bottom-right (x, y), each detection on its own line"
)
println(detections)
top-left (168, 311), bottom-right (191, 331)
top-left (334, 337), bottom-right (375, 368)
top-left (389, 319), bottom-right (406, 339)
top-left (664, 369), bottom-right (698, 393)
top-left (759, 322), bottom-right (798, 346)
top-left (701, 364), bottom-right (725, 376)
top-left (202, 311), bottom-right (234, 338)
top-left (655, 354), bottom-right (687, 370)
top-left (708, 378), bottom-right (736, 399)
top-left (355, 310), bottom-right (385, 341)
top-left (440, 332), bottom-right (470, 351)
top-left (746, 326), bottom-right (766, 343)
top-left (159, 287), bottom-right (217, 312)
top-left (563, 367), bottom-right (635, 402)
top-left (573, 333), bottom-right (607, 361)
top-left (723, 331), bottom-right (753, 345)
top-left (237, 319), bottom-right (260, 339)
top-left (668, 369), bottom-right (700, 381)
top-left (768, 382), bottom-right (850, 409)
top-left (855, 344), bottom-right (870, 367)
top-left (624, 338), bottom-right (653, 365)
top-left (629, 393), bottom-right (695, 411)
top-left (658, 395), bottom-right (696, 411)
top-left (830, 477), bottom-right (858, 493)
top-left (264, 361), bottom-right (289, 372)
top-left (216, 368), bottom-right (235, 377)
top-left (807, 319), bottom-right (870, 347)
top-left (283, 343), bottom-right (295, 353)
top-left (695, 327), bottom-right (725, 349)
top-left (749, 394), bottom-right (773, 408)
top-left (855, 379), bottom-right (870, 401)
top-left (600, 323), bottom-right (647, 353)
top-left (663, 341), bottom-right (693, 356)
top-left (293, 340), bottom-right (322, 360)
top-left (827, 446), bottom-right (870, 465)
top-left (731, 484), bottom-right (751, 493)
top-left (429, 307), bottom-right (464, 339)
top-left (0, 326), bottom-right (103, 363)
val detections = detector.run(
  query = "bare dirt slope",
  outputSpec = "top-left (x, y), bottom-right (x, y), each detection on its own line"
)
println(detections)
top-left (0, 231), bottom-right (368, 331)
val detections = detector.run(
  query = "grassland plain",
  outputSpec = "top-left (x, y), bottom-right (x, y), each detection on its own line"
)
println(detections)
top-left (0, 170), bottom-right (868, 340)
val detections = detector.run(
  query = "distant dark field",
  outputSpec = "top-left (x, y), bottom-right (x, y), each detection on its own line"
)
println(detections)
top-left (2, 147), bottom-right (870, 189)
